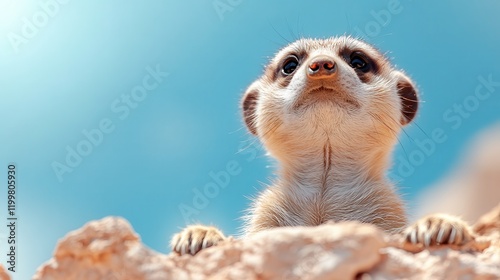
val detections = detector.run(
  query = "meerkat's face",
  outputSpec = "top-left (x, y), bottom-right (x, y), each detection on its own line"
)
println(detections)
top-left (241, 36), bottom-right (418, 156)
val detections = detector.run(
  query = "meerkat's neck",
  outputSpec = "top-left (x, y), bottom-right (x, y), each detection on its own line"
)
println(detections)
top-left (244, 137), bottom-right (408, 234)
top-left (252, 140), bottom-right (406, 233)
top-left (276, 139), bottom-right (393, 191)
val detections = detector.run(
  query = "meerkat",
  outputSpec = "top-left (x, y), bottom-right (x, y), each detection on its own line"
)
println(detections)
top-left (171, 36), bottom-right (474, 256)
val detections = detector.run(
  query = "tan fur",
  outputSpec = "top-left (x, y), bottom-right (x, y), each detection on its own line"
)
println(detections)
top-left (171, 36), bottom-right (473, 256)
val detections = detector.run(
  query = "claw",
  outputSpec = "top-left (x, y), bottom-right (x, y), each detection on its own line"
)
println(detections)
top-left (410, 229), bottom-right (417, 244)
top-left (190, 239), bottom-right (200, 255)
top-left (180, 242), bottom-right (188, 255)
top-left (448, 227), bottom-right (457, 244)
top-left (424, 232), bottom-right (431, 247)
top-left (175, 239), bottom-right (182, 253)
top-left (436, 227), bottom-right (445, 244)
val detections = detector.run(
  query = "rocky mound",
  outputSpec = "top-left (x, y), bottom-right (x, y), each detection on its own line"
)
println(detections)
top-left (26, 205), bottom-right (500, 280)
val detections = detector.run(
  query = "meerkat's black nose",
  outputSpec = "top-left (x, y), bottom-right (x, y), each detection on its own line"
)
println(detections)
top-left (307, 56), bottom-right (336, 79)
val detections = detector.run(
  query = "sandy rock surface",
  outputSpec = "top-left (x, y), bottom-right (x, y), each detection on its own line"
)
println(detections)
top-left (416, 124), bottom-right (500, 224)
top-left (33, 206), bottom-right (500, 280)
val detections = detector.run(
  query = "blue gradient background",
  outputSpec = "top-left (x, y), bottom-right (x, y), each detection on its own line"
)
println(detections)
top-left (0, 1), bottom-right (499, 279)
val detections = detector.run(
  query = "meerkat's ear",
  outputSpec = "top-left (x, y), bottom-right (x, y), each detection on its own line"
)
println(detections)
top-left (241, 82), bottom-right (260, 135)
top-left (394, 71), bottom-right (419, 125)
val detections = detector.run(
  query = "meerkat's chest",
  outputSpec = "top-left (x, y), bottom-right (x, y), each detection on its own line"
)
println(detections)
top-left (277, 187), bottom-right (362, 227)
top-left (246, 181), bottom-right (406, 234)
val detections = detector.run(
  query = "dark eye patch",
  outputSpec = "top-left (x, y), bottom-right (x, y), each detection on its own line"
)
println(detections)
top-left (340, 48), bottom-right (379, 82)
top-left (264, 50), bottom-right (308, 87)
top-left (278, 50), bottom-right (308, 77)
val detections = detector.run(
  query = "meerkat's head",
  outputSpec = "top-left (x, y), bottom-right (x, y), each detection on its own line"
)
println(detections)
top-left (241, 36), bottom-right (418, 165)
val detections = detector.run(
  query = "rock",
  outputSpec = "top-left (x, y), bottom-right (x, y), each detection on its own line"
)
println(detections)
top-left (33, 217), bottom-right (175, 280)
top-left (474, 204), bottom-right (500, 237)
top-left (416, 124), bottom-right (500, 224)
top-left (34, 207), bottom-right (500, 280)
top-left (0, 264), bottom-right (10, 280)
top-left (371, 205), bottom-right (500, 280)
top-left (474, 203), bottom-right (500, 255)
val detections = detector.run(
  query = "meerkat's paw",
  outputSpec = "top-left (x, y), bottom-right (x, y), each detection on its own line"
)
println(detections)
top-left (171, 225), bottom-right (226, 256)
top-left (405, 214), bottom-right (474, 247)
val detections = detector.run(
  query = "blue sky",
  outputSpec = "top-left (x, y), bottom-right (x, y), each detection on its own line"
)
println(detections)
top-left (0, 1), bottom-right (499, 278)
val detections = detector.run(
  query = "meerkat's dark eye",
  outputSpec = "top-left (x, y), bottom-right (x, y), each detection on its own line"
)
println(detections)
top-left (282, 55), bottom-right (299, 75)
top-left (349, 52), bottom-right (371, 73)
